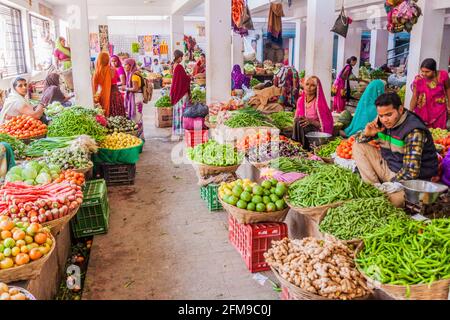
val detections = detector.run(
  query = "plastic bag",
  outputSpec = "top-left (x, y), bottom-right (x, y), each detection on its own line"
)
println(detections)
top-left (182, 102), bottom-right (209, 118)
top-left (242, 85), bottom-right (255, 103)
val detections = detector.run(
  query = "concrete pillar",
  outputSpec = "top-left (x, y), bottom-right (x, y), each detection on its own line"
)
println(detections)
top-left (67, 0), bottom-right (94, 106)
top-left (406, 0), bottom-right (446, 108)
top-left (387, 33), bottom-right (396, 64)
top-left (257, 29), bottom-right (264, 62)
top-left (294, 19), bottom-right (307, 72)
top-left (205, 0), bottom-right (231, 103)
top-left (305, 0), bottom-right (336, 104)
top-left (439, 25), bottom-right (450, 71)
top-left (232, 33), bottom-right (244, 69)
top-left (336, 24), bottom-right (363, 78)
top-left (370, 29), bottom-right (389, 68)
top-left (288, 39), bottom-right (294, 66)
top-left (170, 15), bottom-right (184, 59)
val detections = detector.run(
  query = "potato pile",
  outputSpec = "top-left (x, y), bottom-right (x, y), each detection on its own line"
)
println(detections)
top-left (264, 237), bottom-right (370, 300)
top-left (0, 283), bottom-right (29, 300)
top-left (99, 133), bottom-right (142, 150)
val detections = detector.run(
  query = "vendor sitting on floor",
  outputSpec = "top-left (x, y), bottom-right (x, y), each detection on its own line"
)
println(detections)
top-left (353, 92), bottom-right (439, 187)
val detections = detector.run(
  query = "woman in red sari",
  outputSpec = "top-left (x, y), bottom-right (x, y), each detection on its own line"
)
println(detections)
top-left (332, 56), bottom-right (357, 112)
top-left (410, 58), bottom-right (450, 129)
top-left (170, 50), bottom-right (191, 141)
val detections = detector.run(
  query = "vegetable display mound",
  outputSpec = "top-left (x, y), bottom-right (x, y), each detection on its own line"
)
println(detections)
top-left (0, 116), bottom-right (47, 139)
top-left (269, 112), bottom-right (294, 129)
top-left (247, 141), bottom-right (306, 163)
top-left (219, 179), bottom-right (288, 212)
top-left (0, 218), bottom-right (54, 270)
top-left (44, 102), bottom-right (65, 117)
top-left (191, 86), bottom-right (206, 103)
top-left (336, 137), bottom-right (355, 160)
top-left (100, 133), bottom-right (142, 150)
top-left (0, 134), bottom-right (26, 159)
top-left (224, 112), bottom-right (273, 128)
top-left (431, 128), bottom-right (449, 141)
top-left (47, 109), bottom-right (107, 142)
top-left (43, 147), bottom-right (93, 171)
top-left (24, 137), bottom-right (75, 158)
top-left (356, 219), bottom-right (450, 286)
top-left (188, 140), bottom-right (243, 167)
top-left (0, 181), bottom-right (83, 223)
top-left (106, 117), bottom-right (138, 134)
top-left (5, 161), bottom-right (61, 185)
top-left (155, 95), bottom-right (172, 108)
top-left (250, 78), bottom-right (261, 88)
top-left (265, 237), bottom-right (370, 300)
top-left (319, 198), bottom-right (408, 241)
top-left (288, 165), bottom-right (384, 208)
top-left (315, 138), bottom-right (343, 158)
top-left (269, 157), bottom-right (325, 175)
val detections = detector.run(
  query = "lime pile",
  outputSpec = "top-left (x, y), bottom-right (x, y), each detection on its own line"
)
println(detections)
top-left (219, 179), bottom-right (288, 212)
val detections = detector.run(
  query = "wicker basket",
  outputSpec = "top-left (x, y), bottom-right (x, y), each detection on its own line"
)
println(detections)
top-left (285, 198), bottom-right (343, 224)
top-left (0, 233), bottom-right (56, 283)
top-left (219, 198), bottom-right (289, 224)
top-left (355, 244), bottom-right (450, 300)
top-left (193, 163), bottom-right (241, 178)
top-left (42, 207), bottom-right (79, 236)
top-left (249, 160), bottom-right (271, 170)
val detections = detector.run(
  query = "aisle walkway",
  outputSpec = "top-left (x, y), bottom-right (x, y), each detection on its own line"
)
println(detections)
top-left (82, 93), bottom-right (279, 300)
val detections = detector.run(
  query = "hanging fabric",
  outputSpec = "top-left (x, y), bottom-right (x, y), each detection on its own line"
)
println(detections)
top-left (267, 2), bottom-right (285, 45)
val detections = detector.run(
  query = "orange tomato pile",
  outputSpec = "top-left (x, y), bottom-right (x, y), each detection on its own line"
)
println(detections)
top-left (435, 136), bottom-right (450, 156)
top-left (336, 136), bottom-right (356, 160)
top-left (0, 217), bottom-right (53, 270)
top-left (236, 132), bottom-right (289, 153)
top-left (54, 170), bottom-right (85, 186)
top-left (0, 115), bottom-right (47, 139)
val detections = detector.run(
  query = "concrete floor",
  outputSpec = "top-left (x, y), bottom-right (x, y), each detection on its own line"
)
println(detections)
top-left (82, 92), bottom-right (280, 300)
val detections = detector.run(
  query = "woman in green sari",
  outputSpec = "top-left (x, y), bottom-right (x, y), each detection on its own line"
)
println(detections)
top-left (54, 37), bottom-right (72, 70)
top-left (342, 79), bottom-right (385, 137)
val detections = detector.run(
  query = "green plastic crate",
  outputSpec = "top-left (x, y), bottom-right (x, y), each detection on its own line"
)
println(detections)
top-left (71, 179), bottom-right (110, 238)
top-left (201, 184), bottom-right (222, 212)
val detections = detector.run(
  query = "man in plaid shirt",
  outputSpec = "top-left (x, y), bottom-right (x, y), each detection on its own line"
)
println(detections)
top-left (353, 93), bottom-right (439, 206)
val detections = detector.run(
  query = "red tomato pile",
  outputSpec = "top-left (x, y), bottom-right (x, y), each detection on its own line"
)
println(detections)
top-left (336, 136), bottom-right (355, 160)
top-left (0, 115), bottom-right (47, 139)
top-left (435, 136), bottom-right (450, 156)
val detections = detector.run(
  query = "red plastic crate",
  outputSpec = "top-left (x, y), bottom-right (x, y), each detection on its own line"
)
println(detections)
top-left (228, 214), bottom-right (288, 273)
top-left (185, 129), bottom-right (209, 148)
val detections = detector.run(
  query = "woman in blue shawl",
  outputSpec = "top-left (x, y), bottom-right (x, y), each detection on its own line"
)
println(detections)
top-left (342, 79), bottom-right (385, 137)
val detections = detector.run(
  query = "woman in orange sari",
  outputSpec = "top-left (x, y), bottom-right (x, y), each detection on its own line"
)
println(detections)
top-left (92, 52), bottom-right (113, 116)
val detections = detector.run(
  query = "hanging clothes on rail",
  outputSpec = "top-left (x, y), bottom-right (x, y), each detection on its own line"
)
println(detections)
top-left (267, 2), bottom-right (285, 45)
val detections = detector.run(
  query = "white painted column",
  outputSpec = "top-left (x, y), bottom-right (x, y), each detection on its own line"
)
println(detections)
top-left (257, 29), bottom-right (264, 62)
top-left (439, 25), bottom-right (450, 71)
top-left (295, 19), bottom-right (307, 72)
top-left (205, 0), bottom-right (231, 103)
top-left (305, 0), bottom-right (336, 105)
top-left (67, 0), bottom-right (94, 106)
top-left (336, 24), bottom-right (363, 77)
top-left (232, 33), bottom-right (244, 68)
top-left (370, 29), bottom-right (390, 68)
top-left (288, 39), bottom-right (294, 66)
top-left (170, 15), bottom-right (184, 58)
top-left (387, 33), bottom-right (396, 64)
top-left (406, 0), bottom-right (445, 108)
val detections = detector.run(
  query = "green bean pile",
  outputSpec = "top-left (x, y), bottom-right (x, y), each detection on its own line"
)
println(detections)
top-left (269, 112), bottom-right (294, 129)
top-left (288, 165), bottom-right (384, 207)
top-left (224, 112), bottom-right (273, 128)
top-left (315, 138), bottom-right (343, 158)
top-left (269, 157), bottom-right (325, 174)
top-left (356, 219), bottom-right (450, 286)
top-left (319, 198), bottom-right (408, 241)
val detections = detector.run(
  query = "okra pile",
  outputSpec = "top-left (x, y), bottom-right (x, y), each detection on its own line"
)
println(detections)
top-left (319, 198), bottom-right (408, 241)
top-left (356, 219), bottom-right (450, 286)
top-left (288, 165), bottom-right (384, 207)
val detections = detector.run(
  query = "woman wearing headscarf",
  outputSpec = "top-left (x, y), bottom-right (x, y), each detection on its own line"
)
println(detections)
top-left (293, 76), bottom-right (334, 150)
top-left (170, 50), bottom-right (191, 140)
top-left (40, 73), bottom-right (73, 107)
top-left (0, 77), bottom-right (45, 124)
top-left (342, 79), bottom-right (385, 137)
top-left (92, 52), bottom-right (113, 117)
top-left (109, 55), bottom-right (126, 117)
top-left (273, 66), bottom-right (300, 110)
top-left (410, 58), bottom-right (450, 129)
top-left (332, 56), bottom-right (358, 112)
top-left (54, 37), bottom-right (71, 70)
top-left (124, 58), bottom-right (145, 138)
top-left (231, 65), bottom-right (250, 90)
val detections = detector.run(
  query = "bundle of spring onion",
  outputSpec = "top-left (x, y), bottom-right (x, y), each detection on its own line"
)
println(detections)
top-left (24, 137), bottom-right (76, 158)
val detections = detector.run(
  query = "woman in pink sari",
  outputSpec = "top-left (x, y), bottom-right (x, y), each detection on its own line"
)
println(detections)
top-left (293, 76), bottom-right (334, 150)
top-left (332, 56), bottom-right (357, 112)
top-left (410, 58), bottom-right (450, 129)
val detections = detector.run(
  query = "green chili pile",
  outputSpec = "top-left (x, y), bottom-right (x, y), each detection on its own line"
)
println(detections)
top-left (225, 112), bottom-right (273, 128)
top-left (269, 157), bottom-right (325, 175)
top-left (288, 165), bottom-right (384, 207)
top-left (319, 197), bottom-right (408, 240)
top-left (356, 219), bottom-right (450, 286)
top-left (315, 138), bottom-right (343, 158)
